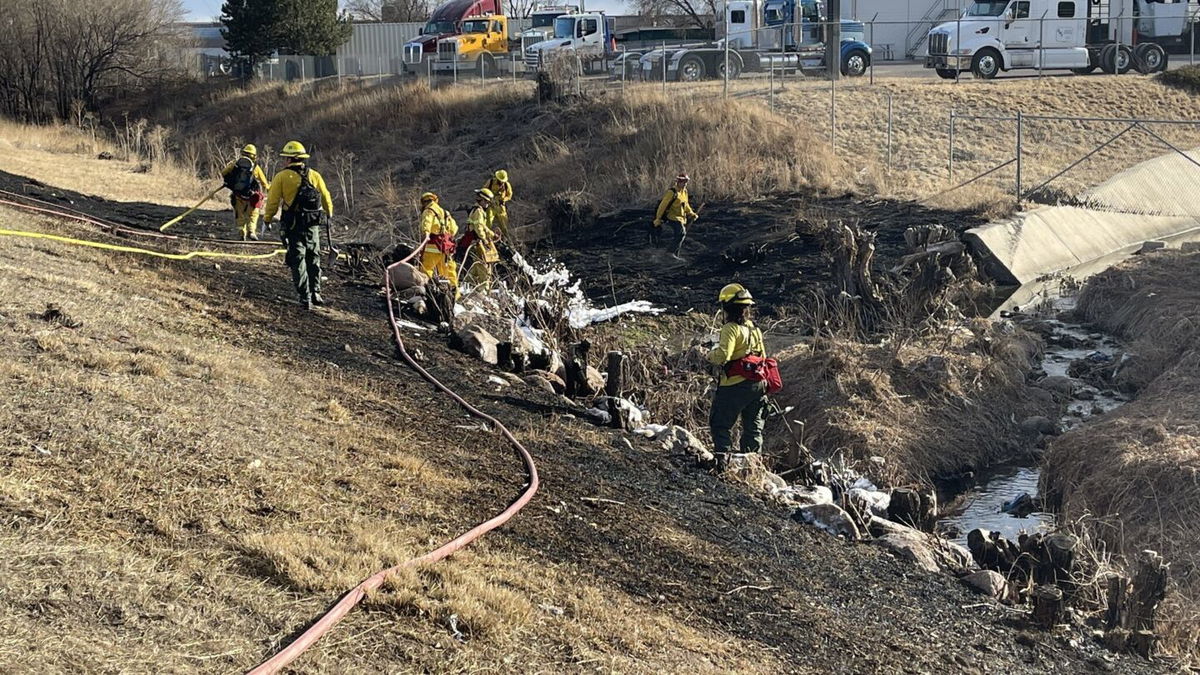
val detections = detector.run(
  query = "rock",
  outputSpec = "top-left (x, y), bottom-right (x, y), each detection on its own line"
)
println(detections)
top-left (452, 325), bottom-right (499, 365)
top-left (1002, 492), bottom-right (1038, 517)
top-left (498, 372), bottom-right (525, 386)
top-left (97, 151), bottom-right (114, 160)
top-left (1019, 415), bottom-right (1058, 436)
top-left (870, 518), bottom-right (973, 574)
top-left (403, 296), bottom-right (428, 317)
top-left (848, 487), bottom-right (891, 517)
top-left (794, 503), bottom-right (861, 540)
top-left (523, 374), bottom-right (556, 393)
top-left (1136, 240), bottom-right (1166, 254)
top-left (389, 262), bottom-right (428, 290)
top-left (581, 365), bottom-right (606, 398)
top-left (526, 370), bottom-right (565, 394)
top-left (659, 426), bottom-right (714, 466)
top-left (961, 570), bottom-right (1015, 603)
top-left (395, 285), bottom-right (426, 300)
top-left (1181, 241), bottom-right (1200, 253)
top-left (1037, 375), bottom-right (1081, 396)
top-left (887, 487), bottom-right (937, 531)
top-left (780, 485), bottom-right (834, 507)
top-left (874, 533), bottom-right (942, 573)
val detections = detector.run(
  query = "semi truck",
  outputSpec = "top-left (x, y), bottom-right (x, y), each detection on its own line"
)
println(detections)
top-left (403, 0), bottom-right (502, 66)
top-left (518, 4), bottom-right (582, 45)
top-left (634, 0), bottom-right (873, 81)
top-left (523, 11), bottom-right (619, 74)
top-left (925, 0), bottom-right (1199, 79)
top-left (433, 13), bottom-right (512, 75)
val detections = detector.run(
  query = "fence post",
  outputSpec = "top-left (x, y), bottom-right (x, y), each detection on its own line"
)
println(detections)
top-left (428, 57), bottom-right (432, 88)
top-left (1015, 111), bottom-right (1024, 207)
top-left (769, 62), bottom-right (774, 108)
top-left (1192, 15), bottom-right (1196, 66)
top-left (1115, 11), bottom-right (1122, 77)
top-left (1038, 11), bottom-right (1047, 79)
top-left (869, 14), bottom-right (878, 86)
top-left (454, 54), bottom-right (458, 84)
top-left (955, 15), bottom-right (962, 83)
top-left (723, 32), bottom-right (730, 98)
top-left (662, 41), bottom-right (667, 95)
top-left (949, 110), bottom-right (955, 180)
top-left (513, 52), bottom-right (517, 83)
top-left (830, 69), bottom-right (836, 150)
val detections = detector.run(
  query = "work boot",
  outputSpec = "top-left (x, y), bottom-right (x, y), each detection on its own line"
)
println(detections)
top-left (300, 296), bottom-right (313, 311)
top-left (249, 231), bottom-right (259, 241)
top-left (311, 292), bottom-right (325, 306)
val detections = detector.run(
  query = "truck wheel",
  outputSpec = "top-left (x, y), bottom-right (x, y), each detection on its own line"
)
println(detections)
top-left (1134, 43), bottom-right (1166, 74)
top-left (478, 54), bottom-right (496, 78)
top-left (841, 49), bottom-right (869, 77)
top-left (935, 68), bottom-right (957, 79)
top-left (1100, 44), bottom-right (1133, 74)
top-left (971, 49), bottom-right (1001, 80)
top-left (677, 55), bottom-right (706, 82)
top-left (716, 57), bottom-right (742, 80)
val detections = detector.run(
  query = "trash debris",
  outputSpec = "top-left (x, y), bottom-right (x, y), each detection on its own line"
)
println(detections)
top-left (40, 303), bottom-right (82, 329)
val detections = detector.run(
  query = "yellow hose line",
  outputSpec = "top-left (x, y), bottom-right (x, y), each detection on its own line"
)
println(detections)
top-left (0, 227), bottom-right (285, 261)
top-left (160, 185), bottom-right (224, 231)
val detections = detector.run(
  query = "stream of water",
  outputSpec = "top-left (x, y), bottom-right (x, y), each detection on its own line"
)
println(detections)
top-left (937, 300), bottom-right (1129, 547)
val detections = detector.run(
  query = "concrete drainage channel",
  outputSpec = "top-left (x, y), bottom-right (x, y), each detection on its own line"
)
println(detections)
top-left (937, 293), bottom-right (1130, 549)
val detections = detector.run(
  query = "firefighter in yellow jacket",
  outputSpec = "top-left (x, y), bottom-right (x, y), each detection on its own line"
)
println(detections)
top-left (482, 169), bottom-right (513, 238)
top-left (418, 192), bottom-right (459, 295)
top-left (262, 141), bottom-right (334, 310)
top-left (221, 144), bottom-right (270, 240)
top-left (707, 283), bottom-right (768, 469)
top-left (464, 188), bottom-right (501, 291)
top-left (652, 172), bottom-right (698, 258)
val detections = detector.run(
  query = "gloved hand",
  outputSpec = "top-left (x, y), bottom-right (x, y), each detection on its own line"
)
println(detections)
top-left (652, 219), bottom-right (662, 227)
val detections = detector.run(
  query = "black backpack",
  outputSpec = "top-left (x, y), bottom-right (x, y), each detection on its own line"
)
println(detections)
top-left (224, 157), bottom-right (256, 197)
top-left (286, 166), bottom-right (323, 224)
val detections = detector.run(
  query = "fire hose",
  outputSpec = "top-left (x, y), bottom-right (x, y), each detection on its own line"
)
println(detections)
top-left (246, 243), bottom-right (540, 673)
top-left (0, 194), bottom-right (541, 670)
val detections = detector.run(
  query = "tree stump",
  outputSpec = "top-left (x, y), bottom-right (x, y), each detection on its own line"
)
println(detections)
top-left (604, 351), bottom-right (625, 398)
top-left (564, 340), bottom-right (592, 398)
top-left (497, 342), bottom-right (514, 372)
top-left (1128, 550), bottom-right (1168, 635)
top-left (1031, 585), bottom-right (1065, 629)
top-left (1105, 574), bottom-right (1128, 630)
top-left (887, 487), bottom-right (936, 531)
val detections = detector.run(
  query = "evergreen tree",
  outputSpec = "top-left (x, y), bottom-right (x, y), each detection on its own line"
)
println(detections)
top-left (275, 0), bottom-right (353, 57)
top-left (220, 0), bottom-right (280, 80)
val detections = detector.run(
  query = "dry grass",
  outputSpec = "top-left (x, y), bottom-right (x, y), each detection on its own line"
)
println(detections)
top-left (0, 118), bottom-right (209, 207)
top-left (92, 78), bottom-right (848, 245)
top-left (0, 206), bottom-right (789, 672)
top-left (1042, 251), bottom-right (1200, 660)
top-left (766, 318), bottom-right (1046, 485)
top-left (766, 74), bottom-right (1200, 207)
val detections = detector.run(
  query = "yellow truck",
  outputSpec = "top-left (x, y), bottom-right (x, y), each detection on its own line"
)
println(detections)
top-left (434, 14), bottom-right (510, 76)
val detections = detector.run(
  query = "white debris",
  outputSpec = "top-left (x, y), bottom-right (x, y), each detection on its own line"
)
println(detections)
top-left (632, 424), bottom-right (671, 439)
top-left (511, 252), bottom-right (663, 328)
top-left (487, 375), bottom-right (509, 387)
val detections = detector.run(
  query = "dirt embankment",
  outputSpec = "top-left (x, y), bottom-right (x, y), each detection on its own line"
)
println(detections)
top-left (0, 190), bottom-right (1159, 672)
top-left (1042, 251), bottom-right (1200, 660)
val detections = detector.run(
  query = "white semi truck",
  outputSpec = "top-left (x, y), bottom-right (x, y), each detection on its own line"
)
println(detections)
top-left (925, 0), bottom-right (1199, 79)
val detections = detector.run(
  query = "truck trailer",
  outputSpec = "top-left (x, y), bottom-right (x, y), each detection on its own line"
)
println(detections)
top-left (403, 0), bottom-right (502, 67)
top-left (635, 0), bottom-right (873, 81)
top-left (925, 0), bottom-right (1199, 79)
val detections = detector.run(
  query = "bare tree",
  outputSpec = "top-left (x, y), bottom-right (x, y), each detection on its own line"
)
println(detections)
top-left (345, 0), bottom-right (432, 22)
top-left (0, 0), bottom-right (185, 121)
top-left (634, 0), bottom-right (716, 28)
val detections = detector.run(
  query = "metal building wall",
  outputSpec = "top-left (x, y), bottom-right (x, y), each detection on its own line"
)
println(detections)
top-left (337, 20), bottom-right (533, 75)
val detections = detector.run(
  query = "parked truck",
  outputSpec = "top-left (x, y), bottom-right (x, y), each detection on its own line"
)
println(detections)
top-left (634, 0), bottom-right (872, 82)
top-left (523, 10), bottom-right (619, 74)
top-left (925, 0), bottom-right (1199, 79)
top-left (433, 13), bottom-right (512, 75)
top-left (517, 4), bottom-right (582, 46)
top-left (404, 0), bottom-right (502, 67)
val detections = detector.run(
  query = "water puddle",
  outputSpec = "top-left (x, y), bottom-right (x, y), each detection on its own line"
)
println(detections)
top-left (937, 299), bottom-right (1129, 542)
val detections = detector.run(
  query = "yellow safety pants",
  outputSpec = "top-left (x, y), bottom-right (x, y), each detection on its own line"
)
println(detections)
top-left (420, 248), bottom-right (459, 295)
top-left (233, 197), bottom-right (261, 240)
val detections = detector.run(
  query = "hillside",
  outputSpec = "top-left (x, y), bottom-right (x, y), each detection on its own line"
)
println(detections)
top-left (0, 186), bottom-right (1156, 672)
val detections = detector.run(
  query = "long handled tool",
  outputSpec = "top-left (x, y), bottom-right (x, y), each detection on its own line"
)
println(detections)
top-left (159, 185), bottom-right (224, 232)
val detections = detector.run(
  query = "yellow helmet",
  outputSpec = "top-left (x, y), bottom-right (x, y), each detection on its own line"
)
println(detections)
top-left (718, 283), bottom-right (754, 305)
top-left (280, 140), bottom-right (309, 159)
top-left (420, 191), bottom-right (438, 204)
top-left (475, 187), bottom-right (494, 201)
top-left (494, 169), bottom-right (508, 182)
top-left (241, 143), bottom-right (257, 158)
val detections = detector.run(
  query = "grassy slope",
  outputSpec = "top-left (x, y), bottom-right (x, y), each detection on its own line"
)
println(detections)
top-left (0, 201), bottom-right (1155, 672)
top-left (1042, 251), bottom-right (1200, 659)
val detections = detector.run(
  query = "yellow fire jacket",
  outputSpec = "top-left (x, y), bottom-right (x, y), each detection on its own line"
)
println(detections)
top-left (654, 187), bottom-right (698, 225)
top-left (707, 321), bottom-right (766, 386)
top-left (262, 163), bottom-right (333, 222)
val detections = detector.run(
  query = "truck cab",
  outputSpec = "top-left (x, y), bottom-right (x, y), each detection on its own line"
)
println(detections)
top-left (518, 4), bottom-right (581, 46)
top-left (404, 0), bottom-right (502, 66)
top-left (524, 11), bottom-right (617, 71)
top-left (435, 14), bottom-right (509, 74)
top-left (923, 0), bottom-right (1169, 79)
